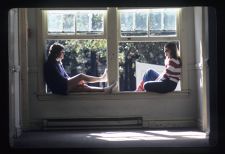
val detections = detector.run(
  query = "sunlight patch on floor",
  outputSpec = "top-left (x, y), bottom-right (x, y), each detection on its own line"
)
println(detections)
top-left (87, 130), bottom-right (207, 141)
top-left (88, 131), bottom-right (176, 141)
top-left (145, 130), bottom-right (207, 139)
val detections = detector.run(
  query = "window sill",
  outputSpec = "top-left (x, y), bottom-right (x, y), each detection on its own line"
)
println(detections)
top-left (37, 90), bottom-right (190, 101)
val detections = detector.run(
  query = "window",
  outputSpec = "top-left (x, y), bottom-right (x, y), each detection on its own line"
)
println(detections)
top-left (39, 8), bottom-right (182, 94)
top-left (118, 8), bottom-right (181, 91)
top-left (42, 9), bottom-right (107, 94)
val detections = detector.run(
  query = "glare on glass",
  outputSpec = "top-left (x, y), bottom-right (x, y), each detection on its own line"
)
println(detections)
top-left (76, 11), bottom-right (104, 35)
top-left (149, 9), bottom-right (177, 36)
top-left (120, 10), bottom-right (148, 36)
top-left (48, 12), bottom-right (75, 34)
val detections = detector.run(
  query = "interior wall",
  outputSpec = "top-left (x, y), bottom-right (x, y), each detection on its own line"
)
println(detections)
top-left (24, 7), bottom-right (199, 130)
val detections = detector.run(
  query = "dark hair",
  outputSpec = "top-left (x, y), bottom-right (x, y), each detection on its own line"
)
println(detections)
top-left (164, 42), bottom-right (182, 65)
top-left (48, 43), bottom-right (65, 61)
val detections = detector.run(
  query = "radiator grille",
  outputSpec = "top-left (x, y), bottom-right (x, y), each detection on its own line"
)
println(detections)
top-left (43, 117), bottom-right (143, 130)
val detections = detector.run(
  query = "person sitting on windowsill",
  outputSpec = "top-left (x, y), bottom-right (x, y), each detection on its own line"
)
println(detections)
top-left (44, 42), bottom-right (116, 95)
top-left (136, 42), bottom-right (182, 93)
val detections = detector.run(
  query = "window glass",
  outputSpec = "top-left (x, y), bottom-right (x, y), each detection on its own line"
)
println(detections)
top-left (76, 11), bottom-right (104, 35)
top-left (149, 9), bottom-right (177, 36)
top-left (120, 9), bottom-right (178, 37)
top-left (120, 10), bottom-right (148, 36)
top-left (47, 10), bottom-right (105, 35)
top-left (47, 11), bottom-right (75, 34)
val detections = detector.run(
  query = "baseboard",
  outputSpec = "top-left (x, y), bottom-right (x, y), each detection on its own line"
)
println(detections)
top-left (143, 120), bottom-right (197, 129)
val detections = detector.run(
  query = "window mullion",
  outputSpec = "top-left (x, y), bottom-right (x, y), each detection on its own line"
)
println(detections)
top-left (161, 11), bottom-right (164, 30)
top-left (74, 12), bottom-right (77, 37)
top-left (148, 10), bottom-right (150, 37)
top-left (107, 7), bottom-right (119, 91)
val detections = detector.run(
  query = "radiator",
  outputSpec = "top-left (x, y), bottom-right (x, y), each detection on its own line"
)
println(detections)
top-left (43, 117), bottom-right (143, 130)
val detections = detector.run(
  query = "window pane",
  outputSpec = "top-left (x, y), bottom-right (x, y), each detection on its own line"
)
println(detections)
top-left (63, 14), bottom-right (75, 33)
top-left (149, 11), bottom-right (162, 30)
top-left (120, 11), bottom-right (133, 35)
top-left (92, 13), bottom-right (104, 31)
top-left (149, 9), bottom-right (177, 36)
top-left (47, 11), bottom-right (75, 34)
top-left (48, 13), bottom-right (63, 33)
top-left (76, 12), bottom-right (89, 33)
top-left (164, 9), bottom-right (176, 31)
top-left (135, 12), bottom-right (148, 35)
top-left (118, 42), bottom-right (180, 91)
top-left (45, 39), bottom-right (107, 93)
top-left (76, 11), bottom-right (104, 35)
top-left (120, 10), bottom-right (148, 36)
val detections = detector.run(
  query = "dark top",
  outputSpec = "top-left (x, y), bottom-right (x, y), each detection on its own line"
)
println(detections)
top-left (44, 59), bottom-right (70, 95)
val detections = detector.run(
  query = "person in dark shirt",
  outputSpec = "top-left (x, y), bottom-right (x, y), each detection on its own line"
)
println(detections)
top-left (44, 42), bottom-right (116, 95)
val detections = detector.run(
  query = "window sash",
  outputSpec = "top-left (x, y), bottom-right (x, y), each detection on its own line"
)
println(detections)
top-left (43, 10), bottom-right (107, 39)
top-left (118, 8), bottom-right (181, 41)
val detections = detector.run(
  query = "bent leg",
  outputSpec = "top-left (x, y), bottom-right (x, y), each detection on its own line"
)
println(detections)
top-left (144, 80), bottom-right (177, 93)
top-left (143, 69), bottom-right (159, 82)
top-left (136, 69), bottom-right (159, 92)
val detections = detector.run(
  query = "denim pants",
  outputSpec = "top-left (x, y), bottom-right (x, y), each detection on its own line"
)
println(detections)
top-left (143, 69), bottom-right (177, 93)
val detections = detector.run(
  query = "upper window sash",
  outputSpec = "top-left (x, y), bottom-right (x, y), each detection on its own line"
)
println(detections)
top-left (42, 9), bottom-right (107, 39)
top-left (118, 8), bottom-right (181, 42)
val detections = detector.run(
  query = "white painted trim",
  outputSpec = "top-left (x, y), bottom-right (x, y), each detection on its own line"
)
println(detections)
top-left (41, 7), bottom-right (108, 10)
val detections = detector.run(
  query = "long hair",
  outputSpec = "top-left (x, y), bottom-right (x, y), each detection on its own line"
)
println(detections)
top-left (48, 42), bottom-right (65, 62)
top-left (164, 42), bottom-right (182, 65)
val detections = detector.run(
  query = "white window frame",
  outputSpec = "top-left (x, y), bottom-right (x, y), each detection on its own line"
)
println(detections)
top-left (37, 8), bottom-right (108, 95)
top-left (117, 7), bottom-right (186, 92)
top-left (36, 7), bottom-right (188, 96)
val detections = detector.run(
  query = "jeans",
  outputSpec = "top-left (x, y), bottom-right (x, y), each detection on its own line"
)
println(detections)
top-left (143, 69), bottom-right (177, 93)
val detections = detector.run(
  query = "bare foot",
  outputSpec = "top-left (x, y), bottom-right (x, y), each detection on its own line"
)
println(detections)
top-left (101, 68), bottom-right (108, 82)
top-left (104, 81), bottom-right (117, 93)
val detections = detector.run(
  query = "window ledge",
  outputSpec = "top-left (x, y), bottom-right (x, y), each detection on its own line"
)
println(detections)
top-left (37, 90), bottom-right (190, 101)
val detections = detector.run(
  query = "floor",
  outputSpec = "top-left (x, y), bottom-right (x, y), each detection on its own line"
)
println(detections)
top-left (13, 128), bottom-right (209, 149)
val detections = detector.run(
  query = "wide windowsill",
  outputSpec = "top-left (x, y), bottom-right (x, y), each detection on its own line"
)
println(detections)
top-left (37, 90), bottom-right (190, 101)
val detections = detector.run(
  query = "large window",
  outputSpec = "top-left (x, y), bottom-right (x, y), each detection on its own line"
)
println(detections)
top-left (40, 8), bottom-right (181, 94)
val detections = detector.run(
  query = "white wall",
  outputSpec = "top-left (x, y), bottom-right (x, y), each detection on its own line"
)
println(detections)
top-left (24, 7), bottom-right (201, 130)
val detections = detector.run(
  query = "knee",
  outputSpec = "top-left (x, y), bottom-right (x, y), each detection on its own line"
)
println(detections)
top-left (77, 73), bottom-right (85, 80)
top-left (143, 69), bottom-right (153, 79)
top-left (144, 69), bottom-right (154, 77)
top-left (143, 82), bottom-right (151, 91)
